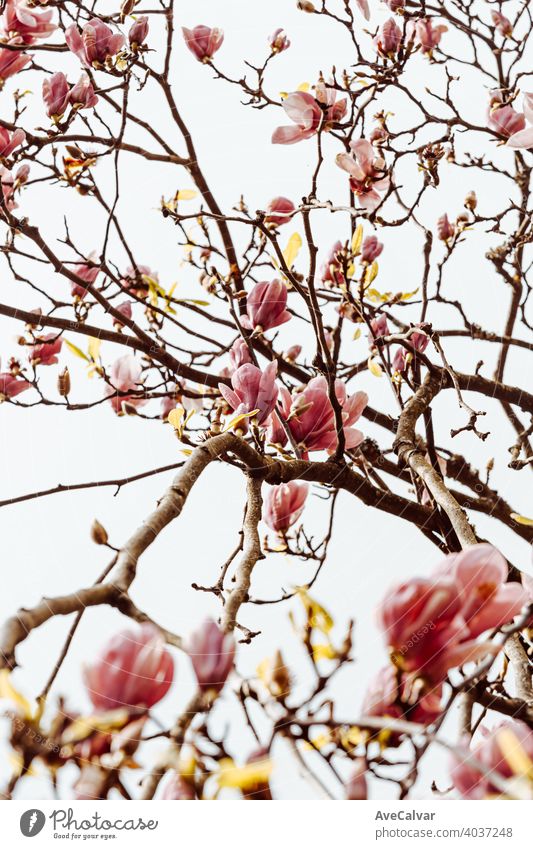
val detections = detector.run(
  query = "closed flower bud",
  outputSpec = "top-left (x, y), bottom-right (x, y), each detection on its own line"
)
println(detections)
top-left (437, 213), bottom-right (455, 242)
top-left (187, 619), bottom-right (236, 693)
top-left (297, 0), bottom-right (316, 11)
top-left (57, 366), bottom-right (71, 397)
top-left (90, 519), bottom-right (108, 546)
top-left (128, 16), bottom-right (149, 48)
top-left (464, 190), bottom-right (477, 210)
top-left (261, 649), bottom-right (291, 699)
top-left (269, 28), bottom-right (290, 53)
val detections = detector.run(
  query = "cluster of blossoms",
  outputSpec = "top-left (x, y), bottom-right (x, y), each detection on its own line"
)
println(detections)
top-left (369, 315), bottom-right (430, 376)
top-left (0, 0), bottom-right (55, 85)
top-left (363, 545), bottom-right (530, 741)
top-left (65, 16), bottom-right (148, 69)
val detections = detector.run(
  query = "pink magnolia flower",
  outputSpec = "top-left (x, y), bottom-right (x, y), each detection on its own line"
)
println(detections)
top-left (70, 253), bottom-right (100, 298)
top-left (0, 126), bottom-right (24, 157)
top-left (284, 344), bottom-right (301, 362)
top-left (374, 18), bottom-right (402, 57)
top-left (263, 481), bottom-right (309, 533)
top-left (385, 0), bottom-right (405, 10)
top-left (113, 300), bottom-right (133, 329)
top-left (42, 72), bottom-right (70, 119)
top-left (264, 196), bottom-right (295, 227)
top-left (346, 761), bottom-right (368, 800)
top-left (355, 0), bottom-right (370, 20)
top-left (83, 624), bottom-right (174, 712)
top-left (66, 18), bottom-right (125, 67)
top-left (182, 25), bottom-right (223, 62)
top-left (437, 212), bottom-right (455, 242)
top-left (392, 347), bottom-right (406, 374)
top-left (491, 11), bottom-right (512, 38)
top-left (0, 46), bottom-right (30, 84)
top-left (451, 721), bottom-right (533, 799)
top-left (161, 773), bottom-right (196, 800)
top-left (433, 544), bottom-right (529, 639)
top-left (187, 619), bottom-right (235, 693)
top-left (315, 81), bottom-right (347, 125)
top-left (369, 314), bottom-right (389, 342)
top-left (370, 125), bottom-right (389, 145)
top-left (219, 361), bottom-right (278, 427)
top-left (336, 140), bottom-right (389, 212)
top-left (269, 28), bottom-right (290, 53)
top-left (242, 280), bottom-right (291, 332)
top-left (0, 371), bottom-right (31, 399)
top-left (408, 18), bottom-right (448, 54)
top-left (362, 664), bottom-right (443, 729)
top-left (272, 91), bottom-right (322, 145)
top-left (70, 73), bottom-right (99, 109)
top-left (488, 103), bottom-right (525, 138)
top-left (128, 16), bottom-right (149, 48)
top-left (2, 0), bottom-right (56, 45)
top-left (321, 241), bottom-right (346, 287)
top-left (106, 354), bottom-right (146, 414)
top-left (229, 338), bottom-right (252, 372)
top-left (506, 93), bottom-right (533, 150)
top-left (0, 165), bottom-right (19, 210)
top-left (28, 333), bottom-right (62, 366)
top-left (361, 235), bottom-right (383, 263)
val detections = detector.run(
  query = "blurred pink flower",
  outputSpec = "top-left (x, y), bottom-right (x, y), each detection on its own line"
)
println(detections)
top-left (263, 481), bottom-right (309, 533)
top-left (284, 344), bottom-right (301, 362)
top-left (374, 18), bottom-right (402, 57)
top-left (369, 314), bottom-right (389, 342)
top-left (0, 46), bottom-right (30, 83)
top-left (362, 664), bottom-right (443, 729)
top-left (408, 18), bottom-right (448, 54)
top-left (113, 300), bottom-right (133, 329)
top-left (269, 28), bottom-right (290, 53)
top-left (128, 16), bottom-right (149, 48)
top-left (506, 93), bottom-right (533, 150)
top-left (451, 721), bottom-right (533, 799)
top-left (28, 333), bottom-right (62, 366)
top-left (385, 0), bottom-right (405, 10)
top-left (219, 361), bottom-right (278, 426)
top-left (0, 371), bottom-right (31, 399)
top-left (336, 140), bottom-right (389, 212)
top-left (346, 761), bottom-right (368, 800)
top-left (321, 241), bottom-right (346, 287)
top-left (488, 103), bottom-right (526, 138)
top-left (264, 196), bottom-right (295, 227)
top-left (70, 252), bottom-right (100, 298)
top-left (242, 280), bottom-right (291, 332)
top-left (229, 338), bottom-right (252, 372)
top-left (361, 235), bottom-right (383, 264)
top-left (182, 25), bottom-right (223, 62)
top-left (66, 18), bottom-right (125, 67)
top-left (42, 71), bottom-right (70, 119)
top-left (272, 91), bottom-right (322, 145)
top-left (161, 773), bottom-right (196, 800)
top-left (491, 11), bottom-right (512, 38)
top-left (120, 264), bottom-right (156, 299)
top-left (106, 354), bottom-right (146, 415)
top-left (437, 212), bottom-right (455, 242)
top-left (83, 624), bottom-right (174, 711)
top-left (0, 125), bottom-right (24, 157)
top-left (187, 619), bottom-right (235, 693)
top-left (3, 0), bottom-right (56, 45)
top-left (70, 72), bottom-right (99, 109)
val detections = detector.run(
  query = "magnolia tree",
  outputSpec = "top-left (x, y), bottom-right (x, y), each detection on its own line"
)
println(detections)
top-left (0, 0), bottom-right (532, 802)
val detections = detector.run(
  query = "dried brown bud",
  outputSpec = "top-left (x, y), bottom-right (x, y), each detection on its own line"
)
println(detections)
top-left (297, 0), bottom-right (316, 11)
top-left (120, 0), bottom-right (137, 20)
top-left (57, 366), bottom-right (70, 397)
top-left (90, 519), bottom-right (109, 546)
top-left (464, 191), bottom-right (477, 211)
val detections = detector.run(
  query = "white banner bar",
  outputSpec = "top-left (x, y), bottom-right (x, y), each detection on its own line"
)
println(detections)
top-left (1, 800), bottom-right (531, 848)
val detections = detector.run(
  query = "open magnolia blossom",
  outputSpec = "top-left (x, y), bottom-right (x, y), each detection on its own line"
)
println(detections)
top-left (0, 0), bottom-right (531, 805)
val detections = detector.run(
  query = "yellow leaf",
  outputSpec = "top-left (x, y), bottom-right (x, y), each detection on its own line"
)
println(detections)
top-left (279, 91), bottom-right (288, 99)
top-left (312, 642), bottom-right (338, 661)
top-left (175, 299), bottom-right (211, 307)
top-left (167, 406), bottom-right (184, 433)
top-left (298, 588), bottom-right (334, 635)
top-left (352, 327), bottom-right (362, 340)
top-left (511, 513), bottom-right (533, 527)
top-left (61, 709), bottom-right (130, 745)
top-left (297, 82), bottom-right (310, 92)
top-left (351, 224), bottom-right (363, 256)
top-left (0, 670), bottom-right (33, 718)
top-left (497, 728), bottom-right (533, 778)
top-left (64, 339), bottom-right (90, 362)
top-left (181, 449), bottom-right (193, 456)
top-left (368, 356), bottom-right (383, 377)
top-left (176, 189), bottom-right (198, 201)
top-left (282, 233), bottom-right (302, 268)
top-left (364, 260), bottom-right (379, 285)
top-left (217, 757), bottom-right (273, 790)
top-left (87, 337), bottom-right (101, 362)
top-left (400, 288), bottom-right (419, 301)
top-left (223, 408), bottom-right (260, 433)
top-left (302, 733), bottom-right (331, 751)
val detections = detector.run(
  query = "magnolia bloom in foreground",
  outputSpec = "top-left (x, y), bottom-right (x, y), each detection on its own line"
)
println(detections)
top-left (377, 544), bottom-right (529, 682)
top-left (3, 0), bottom-right (56, 45)
top-left (229, 338), bottom-right (252, 372)
top-left (269, 28), bottom-right (290, 53)
top-left (42, 72), bottom-right (70, 119)
top-left (219, 362), bottom-right (278, 427)
top-left (451, 721), bottom-right (533, 799)
top-left (70, 253), bottom-right (100, 298)
top-left (491, 11), bottom-right (512, 38)
top-left (70, 73), bottom-right (98, 109)
top-left (106, 354), bottom-right (146, 415)
top-left (272, 85), bottom-right (346, 145)
top-left (128, 16), bottom-right (149, 48)
top-left (488, 103), bottom-right (526, 139)
top-left (269, 377), bottom-right (367, 456)
top-left (242, 279), bottom-right (291, 332)
top-left (264, 196), bottom-right (295, 227)
top-left (0, 371), bottom-right (31, 399)
top-left (336, 140), bottom-right (389, 212)
top-left (187, 619), bottom-right (236, 693)
top-left (408, 18), bottom-right (448, 54)
top-left (83, 624), bottom-right (174, 711)
top-left (0, 46), bottom-right (30, 84)
top-left (0, 126), bottom-right (24, 158)
top-left (374, 18), bottom-right (402, 57)
top-left (506, 93), bottom-right (533, 150)
top-left (263, 481), bottom-right (309, 533)
top-left (182, 25), bottom-right (223, 62)
top-left (28, 334), bottom-right (62, 366)
top-left (66, 18), bottom-right (125, 67)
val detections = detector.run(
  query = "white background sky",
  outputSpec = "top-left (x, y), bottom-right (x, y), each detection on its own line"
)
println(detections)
top-left (0, 0), bottom-right (531, 800)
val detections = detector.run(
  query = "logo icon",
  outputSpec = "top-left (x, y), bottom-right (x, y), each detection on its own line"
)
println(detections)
top-left (20, 809), bottom-right (46, 837)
